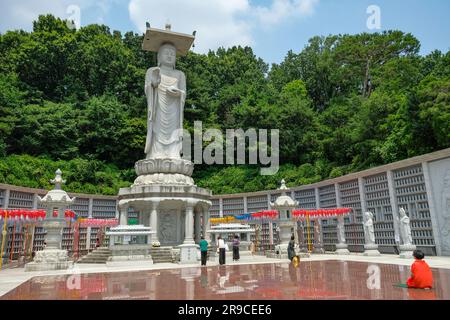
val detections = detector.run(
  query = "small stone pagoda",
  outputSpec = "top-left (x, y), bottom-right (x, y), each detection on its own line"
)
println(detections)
top-left (26, 169), bottom-right (75, 271)
top-left (270, 180), bottom-right (299, 259)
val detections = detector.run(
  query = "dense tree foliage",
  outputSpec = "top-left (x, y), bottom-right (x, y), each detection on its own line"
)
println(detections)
top-left (0, 15), bottom-right (449, 195)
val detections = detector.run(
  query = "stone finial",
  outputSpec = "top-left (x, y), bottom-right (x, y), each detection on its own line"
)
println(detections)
top-left (271, 178), bottom-right (298, 209)
top-left (50, 169), bottom-right (66, 190)
top-left (165, 22), bottom-right (171, 31)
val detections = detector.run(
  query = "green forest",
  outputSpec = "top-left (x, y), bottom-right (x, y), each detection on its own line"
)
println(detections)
top-left (0, 15), bottom-right (449, 195)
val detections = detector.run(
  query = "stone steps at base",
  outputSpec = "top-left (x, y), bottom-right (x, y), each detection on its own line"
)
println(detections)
top-left (78, 260), bottom-right (109, 264)
top-left (78, 257), bottom-right (110, 261)
top-left (150, 247), bottom-right (174, 264)
top-left (151, 254), bottom-right (173, 258)
top-left (77, 248), bottom-right (112, 264)
top-left (151, 256), bottom-right (172, 259)
top-left (80, 254), bottom-right (110, 257)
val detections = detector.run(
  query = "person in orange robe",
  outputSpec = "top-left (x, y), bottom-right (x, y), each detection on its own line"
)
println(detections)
top-left (407, 250), bottom-right (433, 289)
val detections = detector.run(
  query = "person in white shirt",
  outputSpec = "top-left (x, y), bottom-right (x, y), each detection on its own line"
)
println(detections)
top-left (217, 236), bottom-right (226, 265)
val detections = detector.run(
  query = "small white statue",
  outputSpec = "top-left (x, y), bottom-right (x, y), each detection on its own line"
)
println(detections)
top-left (363, 212), bottom-right (376, 245)
top-left (314, 221), bottom-right (322, 245)
top-left (399, 207), bottom-right (413, 245)
top-left (337, 217), bottom-right (346, 244)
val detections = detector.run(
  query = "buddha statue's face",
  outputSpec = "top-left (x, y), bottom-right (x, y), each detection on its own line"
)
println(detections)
top-left (158, 44), bottom-right (176, 67)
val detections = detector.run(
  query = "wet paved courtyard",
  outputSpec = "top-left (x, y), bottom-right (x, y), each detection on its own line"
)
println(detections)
top-left (2, 260), bottom-right (450, 300)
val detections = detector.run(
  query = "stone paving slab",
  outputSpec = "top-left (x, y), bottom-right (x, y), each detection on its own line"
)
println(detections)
top-left (1, 253), bottom-right (449, 297)
top-left (3, 259), bottom-right (450, 300)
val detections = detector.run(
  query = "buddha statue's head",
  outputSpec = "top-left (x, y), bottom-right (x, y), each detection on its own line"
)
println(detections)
top-left (399, 207), bottom-right (406, 217)
top-left (158, 43), bottom-right (177, 68)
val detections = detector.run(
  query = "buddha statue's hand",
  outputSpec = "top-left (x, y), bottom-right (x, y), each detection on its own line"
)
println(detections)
top-left (167, 86), bottom-right (183, 96)
top-left (151, 68), bottom-right (161, 87)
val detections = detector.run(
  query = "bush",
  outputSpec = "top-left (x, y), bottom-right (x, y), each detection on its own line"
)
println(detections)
top-left (0, 154), bottom-right (133, 195)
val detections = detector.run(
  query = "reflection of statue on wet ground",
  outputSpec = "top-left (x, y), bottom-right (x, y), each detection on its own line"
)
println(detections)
top-left (217, 270), bottom-right (229, 288)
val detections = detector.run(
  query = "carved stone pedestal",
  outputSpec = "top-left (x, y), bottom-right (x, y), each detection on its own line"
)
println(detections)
top-left (335, 243), bottom-right (350, 255)
top-left (399, 244), bottom-right (417, 259)
top-left (179, 244), bottom-right (198, 264)
top-left (133, 158), bottom-right (195, 186)
top-left (363, 244), bottom-right (381, 256)
top-left (26, 218), bottom-right (71, 272)
top-left (119, 185), bottom-right (211, 246)
top-left (25, 249), bottom-right (73, 271)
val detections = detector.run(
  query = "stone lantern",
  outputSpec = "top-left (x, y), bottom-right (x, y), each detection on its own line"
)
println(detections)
top-left (26, 169), bottom-right (75, 271)
top-left (270, 179), bottom-right (298, 259)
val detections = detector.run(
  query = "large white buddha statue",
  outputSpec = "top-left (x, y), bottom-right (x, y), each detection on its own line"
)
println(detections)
top-left (144, 42), bottom-right (186, 160)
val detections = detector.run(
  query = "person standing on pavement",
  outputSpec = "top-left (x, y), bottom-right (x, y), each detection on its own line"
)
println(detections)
top-left (232, 235), bottom-right (240, 261)
top-left (199, 236), bottom-right (209, 266)
top-left (217, 236), bottom-right (226, 265)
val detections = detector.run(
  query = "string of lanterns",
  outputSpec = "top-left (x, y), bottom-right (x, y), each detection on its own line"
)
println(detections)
top-left (292, 208), bottom-right (352, 220)
top-left (0, 208), bottom-right (117, 268)
top-left (210, 210), bottom-right (279, 224)
top-left (249, 210), bottom-right (278, 219)
top-left (209, 208), bottom-right (352, 224)
top-left (209, 216), bottom-right (236, 224)
top-left (0, 209), bottom-right (79, 222)
top-left (78, 218), bottom-right (119, 227)
top-left (0, 209), bottom-right (118, 227)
